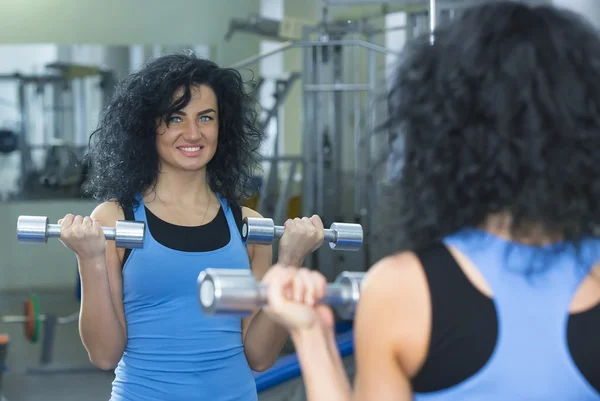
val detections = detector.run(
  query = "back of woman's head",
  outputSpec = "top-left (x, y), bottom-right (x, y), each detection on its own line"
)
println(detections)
top-left (385, 1), bottom-right (600, 250)
top-left (85, 52), bottom-right (263, 209)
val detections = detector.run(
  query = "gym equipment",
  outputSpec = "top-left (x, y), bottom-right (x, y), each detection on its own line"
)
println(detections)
top-left (197, 268), bottom-right (365, 320)
top-left (242, 217), bottom-right (363, 251)
top-left (1, 294), bottom-right (57, 344)
top-left (0, 334), bottom-right (8, 398)
top-left (16, 215), bottom-right (145, 248)
top-left (0, 129), bottom-right (17, 154)
top-left (1, 295), bottom-right (98, 375)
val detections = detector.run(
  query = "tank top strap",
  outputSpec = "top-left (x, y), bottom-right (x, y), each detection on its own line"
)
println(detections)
top-left (215, 194), bottom-right (243, 242)
top-left (132, 194), bottom-right (148, 222)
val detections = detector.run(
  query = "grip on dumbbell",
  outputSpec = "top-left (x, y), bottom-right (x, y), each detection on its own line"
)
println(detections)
top-left (197, 268), bottom-right (365, 320)
top-left (242, 217), bottom-right (363, 251)
top-left (16, 215), bottom-right (146, 249)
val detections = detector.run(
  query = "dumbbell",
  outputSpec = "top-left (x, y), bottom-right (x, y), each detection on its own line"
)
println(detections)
top-left (197, 268), bottom-right (365, 320)
top-left (16, 215), bottom-right (145, 249)
top-left (242, 217), bottom-right (363, 251)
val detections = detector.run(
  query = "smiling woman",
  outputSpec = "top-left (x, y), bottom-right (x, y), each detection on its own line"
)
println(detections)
top-left (156, 85), bottom-right (220, 174)
top-left (53, 52), bottom-right (327, 401)
top-left (86, 53), bottom-right (262, 211)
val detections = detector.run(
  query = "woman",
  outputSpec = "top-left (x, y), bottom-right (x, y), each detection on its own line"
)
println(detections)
top-left (261, 2), bottom-right (600, 401)
top-left (58, 53), bottom-right (325, 401)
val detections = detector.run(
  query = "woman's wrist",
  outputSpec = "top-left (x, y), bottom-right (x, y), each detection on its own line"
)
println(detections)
top-left (276, 252), bottom-right (304, 267)
top-left (290, 324), bottom-right (329, 348)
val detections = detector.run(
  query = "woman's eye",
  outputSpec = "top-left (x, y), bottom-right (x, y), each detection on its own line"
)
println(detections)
top-left (169, 116), bottom-right (182, 123)
top-left (199, 116), bottom-right (212, 122)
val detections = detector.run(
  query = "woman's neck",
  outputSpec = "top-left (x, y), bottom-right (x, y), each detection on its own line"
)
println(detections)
top-left (147, 168), bottom-right (213, 207)
top-left (481, 212), bottom-right (563, 245)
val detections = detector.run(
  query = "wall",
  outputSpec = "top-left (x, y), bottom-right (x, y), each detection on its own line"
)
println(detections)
top-left (552, 0), bottom-right (600, 27)
top-left (1, 199), bottom-right (99, 291)
top-left (0, 0), bottom-right (261, 67)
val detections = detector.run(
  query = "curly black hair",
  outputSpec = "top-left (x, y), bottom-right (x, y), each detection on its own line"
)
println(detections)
top-left (84, 52), bottom-right (264, 210)
top-left (382, 1), bottom-right (600, 251)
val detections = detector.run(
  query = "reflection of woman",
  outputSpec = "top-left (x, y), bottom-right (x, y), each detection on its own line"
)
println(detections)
top-left (59, 53), bottom-right (325, 401)
top-left (261, 3), bottom-right (600, 401)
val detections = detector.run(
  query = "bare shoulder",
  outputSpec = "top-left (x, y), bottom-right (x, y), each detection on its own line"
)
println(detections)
top-left (90, 200), bottom-right (125, 226)
top-left (362, 251), bottom-right (425, 298)
top-left (241, 206), bottom-right (262, 219)
top-left (356, 251), bottom-right (430, 376)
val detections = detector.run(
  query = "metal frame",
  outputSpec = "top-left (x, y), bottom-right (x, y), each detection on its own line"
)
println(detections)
top-left (228, 0), bottom-right (475, 278)
top-left (256, 73), bottom-right (301, 222)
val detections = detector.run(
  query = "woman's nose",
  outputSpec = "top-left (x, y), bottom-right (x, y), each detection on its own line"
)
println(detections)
top-left (182, 121), bottom-right (202, 140)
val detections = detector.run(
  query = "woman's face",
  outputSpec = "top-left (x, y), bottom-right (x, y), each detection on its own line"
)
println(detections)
top-left (156, 84), bottom-right (219, 174)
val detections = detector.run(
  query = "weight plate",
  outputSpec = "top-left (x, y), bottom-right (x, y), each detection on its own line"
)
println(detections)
top-left (31, 294), bottom-right (40, 343)
top-left (23, 295), bottom-right (40, 343)
top-left (23, 298), bottom-right (33, 342)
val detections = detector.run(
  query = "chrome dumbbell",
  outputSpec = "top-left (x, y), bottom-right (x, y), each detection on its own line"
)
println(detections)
top-left (197, 268), bottom-right (365, 320)
top-left (241, 217), bottom-right (363, 251)
top-left (16, 215), bottom-right (145, 249)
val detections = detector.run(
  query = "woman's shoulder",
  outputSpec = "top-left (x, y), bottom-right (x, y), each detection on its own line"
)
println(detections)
top-left (241, 206), bottom-right (262, 219)
top-left (362, 252), bottom-right (426, 299)
top-left (91, 199), bottom-right (126, 225)
top-left (358, 251), bottom-right (430, 338)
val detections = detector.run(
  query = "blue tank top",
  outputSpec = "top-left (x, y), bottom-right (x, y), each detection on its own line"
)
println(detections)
top-left (413, 228), bottom-right (600, 401)
top-left (110, 194), bottom-right (257, 401)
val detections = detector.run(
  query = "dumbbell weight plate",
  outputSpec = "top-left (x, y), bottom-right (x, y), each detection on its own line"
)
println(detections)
top-left (23, 294), bottom-right (40, 343)
top-left (114, 220), bottom-right (146, 248)
top-left (328, 223), bottom-right (363, 251)
top-left (17, 216), bottom-right (51, 244)
top-left (198, 269), bottom-right (258, 316)
top-left (241, 217), bottom-right (275, 245)
top-left (333, 271), bottom-right (364, 320)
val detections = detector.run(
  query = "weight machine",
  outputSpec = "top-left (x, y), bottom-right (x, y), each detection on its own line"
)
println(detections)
top-left (227, 0), bottom-right (492, 281)
top-left (0, 62), bottom-right (115, 201)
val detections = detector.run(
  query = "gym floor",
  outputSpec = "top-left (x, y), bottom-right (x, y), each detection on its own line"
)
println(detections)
top-left (0, 290), bottom-right (355, 401)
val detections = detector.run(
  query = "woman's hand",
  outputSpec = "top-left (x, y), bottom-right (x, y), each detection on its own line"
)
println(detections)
top-left (58, 214), bottom-right (107, 262)
top-left (277, 216), bottom-right (326, 266)
top-left (261, 265), bottom-right (335, 333)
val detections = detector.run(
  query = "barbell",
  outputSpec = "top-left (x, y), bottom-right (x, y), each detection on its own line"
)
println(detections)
top-left (16, 215), bottom-right (145, 249)
top-left (1, 295), bottom-right (79, 343)
top-left (242, 217), bottom-right (363, 251)
top-left (197, 268), bottom-right (365, 320)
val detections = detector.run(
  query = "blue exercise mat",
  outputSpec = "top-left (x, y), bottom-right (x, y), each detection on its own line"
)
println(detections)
top-left (254, 329), bottom-right (354, 392)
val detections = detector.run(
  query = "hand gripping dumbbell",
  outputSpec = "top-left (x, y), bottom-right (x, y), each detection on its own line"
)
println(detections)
top-left (242, 217), bottom-right (363, 251)
top-left (197, 268), bottom-right (365, 320)
top-left (16, 215), bottom-right (145, 249)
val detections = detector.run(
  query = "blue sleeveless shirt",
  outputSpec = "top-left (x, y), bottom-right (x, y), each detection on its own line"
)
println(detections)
top-left (110, 195), bottom-right (257, 401)
top-left (414, 228), bottom-right (600, 401)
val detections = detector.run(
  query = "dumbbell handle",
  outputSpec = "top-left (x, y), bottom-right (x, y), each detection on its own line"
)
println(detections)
top-left (42, 224), bottom-right (118, 240)
top-left (257, 283), bottom-right (350, 307)
top-left (273, 226), bottom-right (338, 243)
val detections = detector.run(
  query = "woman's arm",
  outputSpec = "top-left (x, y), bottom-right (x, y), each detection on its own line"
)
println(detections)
top-left (351, 255), bottom-right (416, 401)
top-left (289, 253), bottom-right (426, 401)
top-left (76, 202), bottom-right (128, 369)
top-left (241, 207), bottom-right (324, 371)
top-left (240, 208), bottom-right (292, 372)
top-left (291, 324), bottom-right (352, 401)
